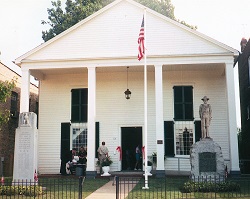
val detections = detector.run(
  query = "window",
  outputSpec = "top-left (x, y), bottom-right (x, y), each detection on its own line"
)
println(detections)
top-left (174, 121), bottom-right (194, 155)
top-left (173, 86), bottom-right (193, 120)
top-left (164, 120), bottom-right (201, 157)
top-left (164, 86), bottom-right (195, 156)
top-left (10, 91), bottom-right (18, 118)
top-left (71, 123), bottom-right (88, 152)
top-left (71, 88), bottom-right (88, 123)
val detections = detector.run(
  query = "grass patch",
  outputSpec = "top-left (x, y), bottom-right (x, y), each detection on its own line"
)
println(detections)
top-left (1, 177), bottom-right (109, 199)
top-left (125, 177), bottom-right (250, 199)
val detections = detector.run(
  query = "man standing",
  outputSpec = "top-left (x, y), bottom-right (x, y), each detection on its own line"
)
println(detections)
top-left (97, 141), bottom-right (109, 169)
top-left (199, 96), bottom-right (212, 138)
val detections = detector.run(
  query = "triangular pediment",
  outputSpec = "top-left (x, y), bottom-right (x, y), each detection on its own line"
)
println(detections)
top-left (16, 0), bottom-right (237, 64)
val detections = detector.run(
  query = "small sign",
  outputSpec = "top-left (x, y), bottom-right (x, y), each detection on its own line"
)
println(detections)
top-left (157, 140), bottom-right (163, 144)
top-left (199, 152), bottom-right (216, 173)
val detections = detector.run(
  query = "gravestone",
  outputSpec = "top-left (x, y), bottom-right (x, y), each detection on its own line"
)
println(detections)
top-left (190, 138), bottom-right (225, 182)
top-left (12, 112), bottom-right (38, 184)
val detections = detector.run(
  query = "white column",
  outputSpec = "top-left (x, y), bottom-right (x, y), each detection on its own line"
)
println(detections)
top-left (20, 68), bottom-right (30, 113)
top-left (225, 62), bottom-right (240, 173)
top-left (87, 67), bottom-right (96, 172)
top-left (154, 65), bottom-right (165, 171)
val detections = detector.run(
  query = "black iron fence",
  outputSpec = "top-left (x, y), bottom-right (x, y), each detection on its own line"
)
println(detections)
top-left (115, 176), bottom-right (250, 199)
top-left (0, 177), bottom-right (84, 199)
top-left (2, 175), bottom-right (250, 199)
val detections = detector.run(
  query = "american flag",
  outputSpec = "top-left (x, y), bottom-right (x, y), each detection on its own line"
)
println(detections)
top-left (138, 16), bottom-right (144, 61)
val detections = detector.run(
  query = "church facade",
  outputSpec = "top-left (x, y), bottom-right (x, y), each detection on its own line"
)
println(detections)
top-left (15, 0), bottom-right (240, 176)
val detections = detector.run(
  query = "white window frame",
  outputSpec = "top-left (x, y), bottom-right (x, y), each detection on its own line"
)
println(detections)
top-left (70, 123), bottom-right (88, 152)
top-left (174, 121), bottom-right (195, 157)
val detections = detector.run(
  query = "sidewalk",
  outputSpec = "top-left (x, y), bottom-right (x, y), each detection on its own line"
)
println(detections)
top-left (85, 177), bottom-right (138, 199)
top-left (85, 180), bottom-right (116, 199)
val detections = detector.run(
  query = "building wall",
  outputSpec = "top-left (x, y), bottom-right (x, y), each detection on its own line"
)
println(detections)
top-left (0, 62), bottom-right (38, 176)
top-left (238, 40), bottom-right (250, 163)
top-left (38, 66), bottom-right (229, 174)
top-left (26, 0), bottom-right (230, 62)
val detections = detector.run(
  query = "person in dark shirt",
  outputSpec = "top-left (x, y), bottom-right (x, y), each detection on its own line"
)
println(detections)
top-left (78, 146), bottom-right (87, 164)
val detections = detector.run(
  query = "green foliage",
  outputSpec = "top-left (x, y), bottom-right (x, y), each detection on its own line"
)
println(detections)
top-left (0, 185), bottom-right (43, 196)
top-left (0, 79), bottom-right (16, 103)
top-left (151, 152), bottom-right (166, 164)
top-left (97, 156), bottom-right (113, 166)
top-left (147, 161), bottom-right (152, 166)
top-left (181, 180), bottom-right (241, 193)
top-left (0, 78), bottom-right (16, 126)
top-left (42, 0), bottom-right (113, 41)
top-left (152, 152), bottom-right (157, 163)
top-left (135, 0), bottom-right (175, 19)
top-left (42, 0), bottom-right (195, 42)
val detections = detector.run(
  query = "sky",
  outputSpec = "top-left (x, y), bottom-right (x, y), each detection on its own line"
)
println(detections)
top-left (1, 0), bottom-right (250, 127)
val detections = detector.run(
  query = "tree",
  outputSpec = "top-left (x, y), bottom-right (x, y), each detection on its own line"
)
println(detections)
top-left (42, 0), bottom-right (195, 42)
top-left (42, 0), bottom-right (113, 41)
top-left (0, 79), bottom-right (16, 125)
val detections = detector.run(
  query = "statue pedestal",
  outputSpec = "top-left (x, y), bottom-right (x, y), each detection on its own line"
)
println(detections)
top-left (190, 138), bottom-right (225, 182)
top-left (12, 112), bottom-right (38, 185)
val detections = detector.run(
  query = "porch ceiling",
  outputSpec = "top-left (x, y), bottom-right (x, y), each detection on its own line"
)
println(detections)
top-left (30, 63), bottom-right (224, 78)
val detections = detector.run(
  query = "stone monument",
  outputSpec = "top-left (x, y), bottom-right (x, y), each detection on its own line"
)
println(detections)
top-left (190, 97), bottom-right (225, 182)
top-left (190, 138), bottom-right (225, 181)
top-left (12, 112), bottom-right (38, 184)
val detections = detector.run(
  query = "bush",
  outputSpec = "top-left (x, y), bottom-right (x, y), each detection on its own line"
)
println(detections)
top-left (0, 185), bottom-right (43, 196)
top-left (181, 181), bottom-right (240, 193)
top-left (151, 152), bottom-right (166, 164)
top-left (152, 152), bottom-right (157, 164)
top-left (143, 161), bottom-right (153, 166)
top-left (96, 156), bottom-right (113, 167)
top-left (147, 161), bottom-right (153, 166)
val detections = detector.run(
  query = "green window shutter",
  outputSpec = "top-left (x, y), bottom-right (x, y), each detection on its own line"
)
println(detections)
top-left (173, 86), bottom-right (193, 121)
top-left (71, 89), bottom-right (88, 122)
top-left (164, 121), bottom-right (175, 157)
top-left (61, 122), bottom-right (71, 161)
top-left (95, 122), bottom-right (100, 158)
top-left (71, 89), bottom-right (80, 122)
top-left (194, 120), bottom-right (202, 142)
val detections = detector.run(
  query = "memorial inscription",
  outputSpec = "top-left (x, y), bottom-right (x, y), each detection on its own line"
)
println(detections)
top-left (199, 152), bottom-right (216, 173)
top-left (17, 132), bottom-right (31, 177)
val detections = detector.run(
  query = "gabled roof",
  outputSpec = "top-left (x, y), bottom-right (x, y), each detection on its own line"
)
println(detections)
top-left (15, 0), bottom-right (238, 66)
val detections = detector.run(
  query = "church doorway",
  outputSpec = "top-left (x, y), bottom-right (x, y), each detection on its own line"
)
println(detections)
top-left (121, 127), bottom-right (142, 171)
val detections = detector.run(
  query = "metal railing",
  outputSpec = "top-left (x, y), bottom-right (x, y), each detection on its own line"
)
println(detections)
top-left (0, 176), bottom-right (84, 199)
top-left (115, 176), bottom-right (250, 199)
top-left (2, 175), bottom-right (250, 199)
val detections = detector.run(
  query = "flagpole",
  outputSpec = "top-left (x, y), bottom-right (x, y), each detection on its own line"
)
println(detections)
top-left (142, 8), bottom-right (149, 190)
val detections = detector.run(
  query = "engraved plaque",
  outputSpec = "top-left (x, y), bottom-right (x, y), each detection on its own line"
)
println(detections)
top-left (199, 152), bottom-right (216, 173)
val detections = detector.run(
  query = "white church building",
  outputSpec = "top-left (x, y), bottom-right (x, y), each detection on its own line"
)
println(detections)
top-left (15, 0), bottom-right (240, 177)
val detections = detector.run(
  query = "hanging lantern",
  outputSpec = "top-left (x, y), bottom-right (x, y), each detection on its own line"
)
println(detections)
top-left (124, 67), bottom-right (132, 99)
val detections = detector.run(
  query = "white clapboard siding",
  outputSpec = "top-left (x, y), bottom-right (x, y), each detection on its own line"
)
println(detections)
top-left (165, 157), bottom-right (191, 171)
top-left (22, 0), bottom-right (232, 63)
top-left (37, 65), bottom-right (230, 174)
